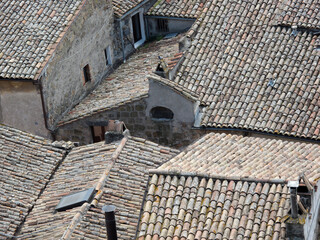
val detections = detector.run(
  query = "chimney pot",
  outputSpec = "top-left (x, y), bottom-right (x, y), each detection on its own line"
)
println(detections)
top-left (102, 205), bottom-right (117, 240)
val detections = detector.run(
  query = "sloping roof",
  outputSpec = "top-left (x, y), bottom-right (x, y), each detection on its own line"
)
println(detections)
top-left (112, 0), bottom-right (144, 18)
top-left (0, 124), bottom-right (67, 238)
top-left (146, 0), bottom-right (205, 18)
top-left (274, 0), bottom-right (320, 30)
top-left (170, 0), bottom-right (320, 139)
top-left (58, 35), bottom-right (182, 127)
top-left (159, 133), bottom-right (320, 182)
top-left (137, 172), bottom-right (289, 239)
top-left (0, 0), bottom-right (84, 80)
top-left (19, 136), bottom-right (179, 239)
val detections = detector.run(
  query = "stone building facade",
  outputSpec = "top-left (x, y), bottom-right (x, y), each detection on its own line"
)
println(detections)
top-left (0, 0), bottom-right (115, 138)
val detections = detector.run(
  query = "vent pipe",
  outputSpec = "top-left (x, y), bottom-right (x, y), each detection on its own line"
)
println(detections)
top-left (288, 181), bottom-right (299, 218)
top-left (102, 205), bottom-right (118, 240)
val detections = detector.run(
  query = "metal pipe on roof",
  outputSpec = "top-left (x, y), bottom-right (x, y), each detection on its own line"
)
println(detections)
top-left (102, 205), bottom-right (118, 240)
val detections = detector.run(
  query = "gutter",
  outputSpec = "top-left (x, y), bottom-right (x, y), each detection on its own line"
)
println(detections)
top-left (192, 126), bottom-right (320, 144)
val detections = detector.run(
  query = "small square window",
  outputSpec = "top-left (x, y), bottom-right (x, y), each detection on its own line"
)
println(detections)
top-left (104, 46), bottom-right (112, 65)
top-left (83, 64), bottom-right (91, 83)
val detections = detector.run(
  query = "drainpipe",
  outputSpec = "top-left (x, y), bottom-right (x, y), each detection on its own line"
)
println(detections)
top-left (102, 205), bottom-right (118, 240)
top-left (119, 20), bottom-right (126, 63)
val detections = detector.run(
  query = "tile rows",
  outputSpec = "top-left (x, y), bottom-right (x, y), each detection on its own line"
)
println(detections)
top-left (59, 35), bottom-right (182, 126)
top-left (18, 136), bottom-right (179, 239)
top-left (112, 0), bottom-right (144, 17)
top-left (19, 141), bottom-right (117, 239)
top-left (147, 0), bottom-right (205, 18)
top-left (71, 136), bottom-right (179, 239)
top-left (172, 0), bottom-right (320, 139)
top-left (160, 132), bottom-right (320, 182)
top-left (273, 0), bottom-right (320, 30)
top-left (0, 0), bottom-right (83, 79)
top-left (137, 173), bottom-right (289, 239)
top-left (0, 124), bottom-right (66, 238)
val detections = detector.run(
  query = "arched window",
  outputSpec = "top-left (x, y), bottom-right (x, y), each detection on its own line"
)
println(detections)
top-left (150, 106), bottom-right (174, 120)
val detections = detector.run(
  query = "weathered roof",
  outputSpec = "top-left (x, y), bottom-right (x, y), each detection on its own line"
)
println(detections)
top-left (0, 124), bottom-right (67, 238)
top-left (170, 0), bottom-right (320, 139)
top-left (0, 0), bottom-right (84, 80)
top-left (274, 0), bottom-right (320, 30)
top-left (146, 0), bottom-right (205, 18)
top-left (137, 172), bottom-right (289, 239)
top-left (159, 132), bottom-right (320, 182)
top-left (112, 0), bottom-right (144, 18)
top-left (58, 35), bottom-right (182, 126)
top-left (19, 136), bottom-right (179, 239)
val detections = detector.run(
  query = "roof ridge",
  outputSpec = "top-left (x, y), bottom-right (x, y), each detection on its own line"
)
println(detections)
top-left (148, 169), bottom-right (287, 184)
top-left (60, 136), bottom-right (128, 239)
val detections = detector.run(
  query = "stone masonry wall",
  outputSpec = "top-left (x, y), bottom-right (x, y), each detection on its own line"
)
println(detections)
top-left (41, 0), bottom-right (114, 130)
top-left (55, 99), bottom-right (205, 149)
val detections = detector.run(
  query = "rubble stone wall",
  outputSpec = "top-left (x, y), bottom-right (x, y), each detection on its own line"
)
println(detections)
top-left (55, 99), bottom-right (205, 149)
top-left (41, 0), bottom-right (114, 130)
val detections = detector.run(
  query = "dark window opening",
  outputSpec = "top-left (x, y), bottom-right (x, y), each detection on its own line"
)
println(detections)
top-left (91, 126), bottom-right (107, 143)
top-left (157, 19), bottom-right (168, 32)
top-left (104, 46), bottom-right (112, 65)
top-left (151, 106), bottom-right (174, 120)
top-left (83, 64), bottom-right (91, 83)
top-left (132, 13), bottom-right (142, 43)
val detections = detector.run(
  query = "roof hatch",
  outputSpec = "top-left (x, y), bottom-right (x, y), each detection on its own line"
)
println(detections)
top-left (55, 188), bottom-right (96, 212)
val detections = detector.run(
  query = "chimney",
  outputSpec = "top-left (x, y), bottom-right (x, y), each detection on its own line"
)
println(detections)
top-left (102, 205), bottom-right (118, 240)
top-left (288, 180), bottom-right (299, 218)
top-left (285, 181), bottom-right (305, 239)
top-left (104, 120), bottom-right (128, 144)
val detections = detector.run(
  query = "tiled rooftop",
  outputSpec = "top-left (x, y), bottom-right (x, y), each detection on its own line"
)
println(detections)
top-left (19, 141), bottom-right (117, 239)
top-left (137, 173), bottom-right (289, 239)
top-left (160, 133), bottom-right (320, 182)
top-left (0, 124), bottom-right (67, 239)
top-left (58, 35), bottom-right (182, 126)
top-left (0, 0), bottom-right (84, 80)
top-left (146, 0), bottom-right (205, 18)
top-left (171, 0), bottom-right (320, 139)
top-left (19, 136), bottom-right (179, 239)
top-left (274, 0), bottom-right (320, 30)
top-left (112, 0), bottom-right (144, 17)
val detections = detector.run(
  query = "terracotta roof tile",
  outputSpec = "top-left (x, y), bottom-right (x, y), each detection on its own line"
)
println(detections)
top-left (171, 0), bottom-right (320, 139)
top-left (0, 0), bottom-right (84, 80)
top-left (0, 125), bottom-right (67, 238)
top-left (159, 132), bottom-right (320, 182)
top-left (19, 136), bottom-right (179, 239)
top-left (112, 0), bottom-right (144, 17)
top-left (58, 35), bottom-right (183, 126)
top-left (274, 0), bottom-right (320, 30)
top-left (147, 0), bottom-right (205, 18)
top-left (137, 173), bottom-right (289, 239)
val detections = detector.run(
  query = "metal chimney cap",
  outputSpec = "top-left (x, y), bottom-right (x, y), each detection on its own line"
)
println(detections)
top-left (102, 205), bottom-right (116, 213)
top-left (288, 181), bottom-right (299, 188)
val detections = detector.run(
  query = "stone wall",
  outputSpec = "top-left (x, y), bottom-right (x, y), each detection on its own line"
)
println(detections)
top-left (40, 0), bottom-right (115, 130)
top-left (55, 98), bottom-right (204, 149)
top-left (0, 81), bottom-right (50, 138)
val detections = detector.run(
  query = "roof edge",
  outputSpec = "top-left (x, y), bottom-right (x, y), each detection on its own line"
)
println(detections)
top-left (148, 169), bottom-right (288, 184)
